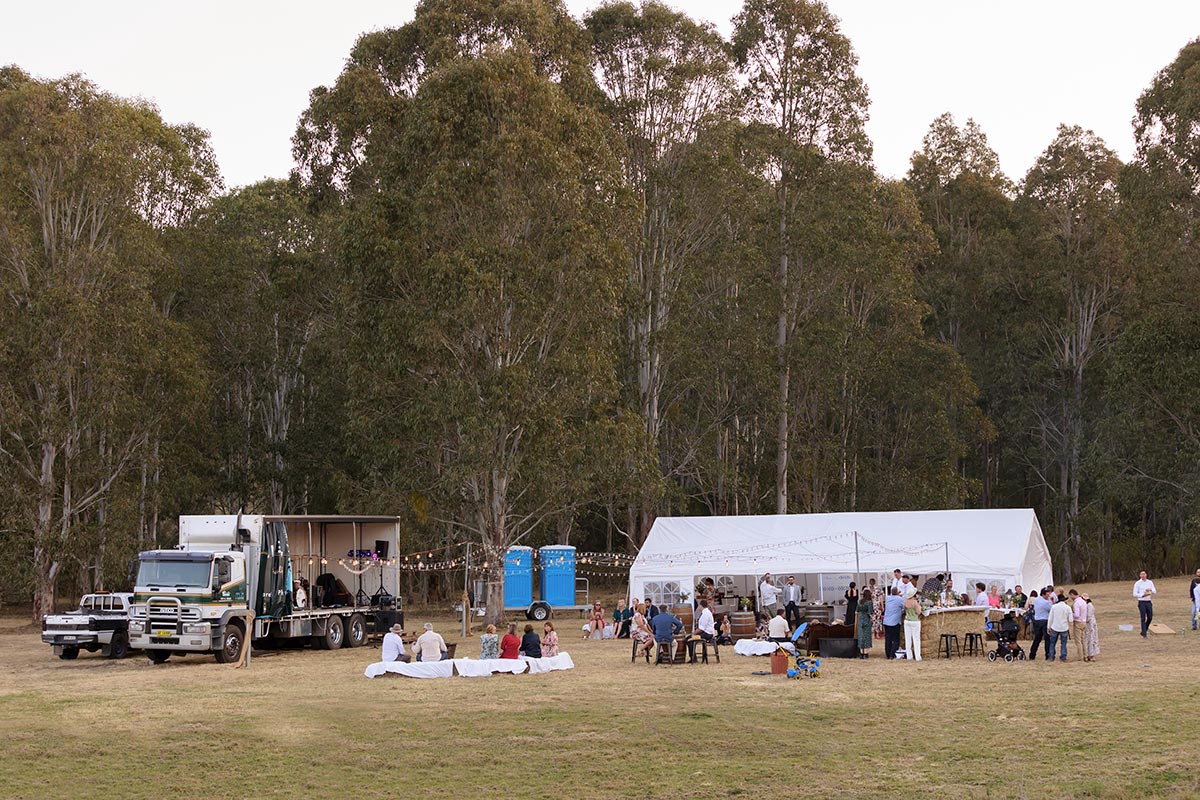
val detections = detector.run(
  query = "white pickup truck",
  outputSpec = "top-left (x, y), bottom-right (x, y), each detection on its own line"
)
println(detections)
top-left (42, 592), bottom-right (134, 660)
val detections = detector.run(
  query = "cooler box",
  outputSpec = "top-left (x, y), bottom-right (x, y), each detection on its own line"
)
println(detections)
top-left (539, 545), bottom-right (576, 607)
top-left (503, 547), bottom-right (533, 608)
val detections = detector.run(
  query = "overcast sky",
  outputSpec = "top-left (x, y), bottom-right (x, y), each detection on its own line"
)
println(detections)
top-left (4, 2), bottom-right (1198, 190)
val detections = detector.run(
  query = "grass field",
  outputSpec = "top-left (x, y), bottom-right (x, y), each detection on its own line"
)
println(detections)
top-left (2, 577), bottom-right (1199, 799)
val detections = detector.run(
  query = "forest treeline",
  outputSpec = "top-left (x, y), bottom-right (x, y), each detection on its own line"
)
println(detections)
top-left (3, 0), bottom-right (1200, 617)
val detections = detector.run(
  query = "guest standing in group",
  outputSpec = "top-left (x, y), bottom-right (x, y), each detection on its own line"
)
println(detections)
top-left (612, 598), bottom-right (632, 639)
top-left (1133, 570), bottom-right (1156, 638)
top-left (1047, 593), bottom-right (1072, 662)
top-left (890, 569), bottom-right (905, 596)
top-left (921, 574), bottom-right (945, 594)
top-left (1028, 589), bottom-right (1052, 660)
top-left (479, 624), bottom-right (500, 660)
top-left (987, 585), bottom-right (1002, 608)
top-left (783, 576), bottom-right (803, 631)
top-left (630, 603), bottom-right (655, 659)
top-left (939, 578), bottom-right (957, 606)
top-left (870, 578), bottom-right (884, 639)
top-left (903, 591), bottom-right (922, 661)
top-left (883, 587), bottom-right (904, 659)
top-left (857, 588), bottom-right (873, 659)
top-left (542, 622), bottom-right (559, 657)
top-left (519, 623), bottom-right (542, 658)
top-left (1069, 589), bottom-right (1087, 661)
top-left (1188, 568), bottom-right (1200, 630)
top-left (844, 582), bottom-right (859, 630)
top-left (759, 573), bottom-right (780, 617)
top-left (500, 622), bottom-right (521, 659)
top-left (588, 601), bottom-right (606, 638)
top-left (1082, 594), bottom-right (1100, 661)
top-left (382, 623), bottom-right (411, 663)
top-left (974, 583), bottom-right (989, 607)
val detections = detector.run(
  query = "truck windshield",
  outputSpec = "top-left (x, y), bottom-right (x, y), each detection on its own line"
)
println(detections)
top-left (137, 560), bottom-right (212, 588)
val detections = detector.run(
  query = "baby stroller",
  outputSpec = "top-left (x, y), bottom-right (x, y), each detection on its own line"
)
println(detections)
top-left (986, 612), bottom-right (1026, 662)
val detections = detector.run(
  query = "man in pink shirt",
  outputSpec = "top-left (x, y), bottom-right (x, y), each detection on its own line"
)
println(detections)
top-left (1069, 589), bottom-right (1087, 661)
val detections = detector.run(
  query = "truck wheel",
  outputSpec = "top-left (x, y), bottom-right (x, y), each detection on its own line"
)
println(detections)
top-left (58, 646), bottom-right (80, 660)
top-left (345, 614), bottom-right (366, 648)
top-left (146, 649), bottom-right (171, 664)
top-left (321, 616), bottom-right (344, 650)
top-left (105, 631), bottom-right (130, 659)
top-left (214, 621), bottom-right (245, 664)
top-left (531, 603), bottom-right (550, 621)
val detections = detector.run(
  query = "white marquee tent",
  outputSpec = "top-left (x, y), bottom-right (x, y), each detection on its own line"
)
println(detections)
top-left (628, 509), bottom-right (1053, 605)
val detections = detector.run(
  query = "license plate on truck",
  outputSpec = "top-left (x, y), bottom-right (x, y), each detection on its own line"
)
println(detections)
top-left (155, 630), bottom-right (172, 637)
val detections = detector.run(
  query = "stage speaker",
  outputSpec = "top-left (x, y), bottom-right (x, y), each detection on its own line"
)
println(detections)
top-left (375, 609), bottom-right (397, 633)
top-left (375, 540), bottom-right (389, 559)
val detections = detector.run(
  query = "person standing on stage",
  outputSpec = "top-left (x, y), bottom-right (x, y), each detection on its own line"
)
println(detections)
top-left (1133, 570), bottom-right (1157, 638)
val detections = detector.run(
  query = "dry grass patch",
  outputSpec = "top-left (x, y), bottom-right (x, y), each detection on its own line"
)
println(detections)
top-left (1, 578), bottom-right (1199, 799)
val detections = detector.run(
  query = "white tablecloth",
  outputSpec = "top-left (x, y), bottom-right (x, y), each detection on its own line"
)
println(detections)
top-left (364, 652), bottom-right (575, 679)
top-left (733, 639), bottom-right (795, 656)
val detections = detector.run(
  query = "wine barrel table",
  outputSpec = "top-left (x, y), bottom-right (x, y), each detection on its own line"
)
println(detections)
top-left (730, 611), bottom-right (757, 641)
top-left (672, 603), bottom-right (694, 632)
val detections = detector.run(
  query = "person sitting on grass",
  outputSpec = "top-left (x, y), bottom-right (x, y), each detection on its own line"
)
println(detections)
top-left (542, 622), bottom-right (559, 657)
top-left (500, 623), bottom-right (521, 659)
top-left (612, 598), bottom-right (632, 639)
top-left (588, 601), bottom-right (606, 638)
top-left (767, 608), bottom-right (789, 642)
top-left (412, 622), bottom-right (448, 662)
top-left (382, 623), bottom-right (411, 663)
top-left (650, 604), bottom-right (683, 661)
top-left (479, 624), bottom-right (499, 660)
top-left (520, 623), bottom-right (542, 659)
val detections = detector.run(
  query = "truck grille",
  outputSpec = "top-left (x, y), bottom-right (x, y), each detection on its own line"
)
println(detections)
top-left (135, 598), bottom-right (201, 623)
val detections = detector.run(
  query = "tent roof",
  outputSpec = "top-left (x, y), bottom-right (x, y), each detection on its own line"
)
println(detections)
top-left (630, 509), bottom-right (1052, 590)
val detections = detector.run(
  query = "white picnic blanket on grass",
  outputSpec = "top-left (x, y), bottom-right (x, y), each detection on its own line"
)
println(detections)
top-left (733, 639), bottom-right (796, 657)
top-left (364, 652), bottom-right (575, 679)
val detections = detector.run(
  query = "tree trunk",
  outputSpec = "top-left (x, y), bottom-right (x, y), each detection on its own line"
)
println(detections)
top-left (775, 184), bottom-right (789, 515)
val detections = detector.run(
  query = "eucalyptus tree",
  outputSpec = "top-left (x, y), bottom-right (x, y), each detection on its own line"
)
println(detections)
top-left (0, 67), bottom-right (217, 618)
top-left (584, 1), bottom-right (740, 543)
top-left (731, 0), bottom-right (870, 513)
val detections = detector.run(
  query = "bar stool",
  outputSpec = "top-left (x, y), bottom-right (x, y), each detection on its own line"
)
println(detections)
top-left (655, 641), bottom-right (676, 664)
top-left (964, 632), bottom-right (984, 656)
top-left (938, 633), bottom-right (961, 659)
top-left (631, 638), bottom-right (649, 663)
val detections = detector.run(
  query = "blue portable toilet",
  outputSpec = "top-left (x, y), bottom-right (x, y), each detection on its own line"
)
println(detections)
top-left (539, 545), bottom-right (576, 608)
top-left (503, 546), bottom-right (533, 608)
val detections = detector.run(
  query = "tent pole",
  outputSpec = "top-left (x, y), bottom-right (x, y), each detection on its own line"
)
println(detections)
top-left (944, 542), bottom-right (949, 575)
top-left (462, 541), bottom-right (470, 638)
top-left (854, 531), bottom-right (860, 574)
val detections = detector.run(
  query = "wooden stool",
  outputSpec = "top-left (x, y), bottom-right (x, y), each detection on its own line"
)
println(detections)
top-left (964, 632), bottom-right (984, 656)
top-left (938, 633), bottom-right (961, 659)
top-left (655, 641), bottom-right (676, 664)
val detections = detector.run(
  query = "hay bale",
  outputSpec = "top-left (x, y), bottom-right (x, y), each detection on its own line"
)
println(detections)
top-left (920, 607), bottom-right (989, 655)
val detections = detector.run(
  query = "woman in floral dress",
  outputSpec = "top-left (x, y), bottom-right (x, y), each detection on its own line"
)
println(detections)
top-left (479, 624), bottom-right (499, 660)
top-left (542, 622), bottom-right (559, 657)
top-left (630, 603), bottom-right (654, 659)
top-left (869, 577), bottom-right (885, 638)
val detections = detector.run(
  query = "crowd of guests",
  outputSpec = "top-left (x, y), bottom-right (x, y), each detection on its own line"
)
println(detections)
top-left (380, 620), bottom-right (561, 664)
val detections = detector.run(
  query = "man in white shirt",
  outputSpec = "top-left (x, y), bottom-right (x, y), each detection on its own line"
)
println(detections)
top-left (1133, 571), bottom-right (1157, 637)
top-left (381, 623), bottom-right (410, 663)
top-left (782, 576), bottom-right (802, 630)
top-left (1047, 595), bottom-right (1073, 662)
top-left (1069, 589), bottom-right (1087, 661)
top-left (759, 573), bottom-right (780, 617)
top-left (696, 599), bottom-right (716, 639)
top-left (412, 622), bottom-right (448, 662)
top-left (890, 569), bottom-right (904, 596)
top-left (767, 608), bottom-right (789, 641)
top-left (902, 575), bottom-right (917, 599)
top-left (939, 578), bottom-right (956, 605)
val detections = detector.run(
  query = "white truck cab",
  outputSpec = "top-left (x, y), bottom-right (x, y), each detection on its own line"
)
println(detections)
top-left (42, 592), bottom-right (134, 660)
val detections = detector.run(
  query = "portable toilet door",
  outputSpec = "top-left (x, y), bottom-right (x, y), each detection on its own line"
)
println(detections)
top-left (503, 547), bottom-right (534, 608)
top-left (539, 545), bottom-right (576, 607)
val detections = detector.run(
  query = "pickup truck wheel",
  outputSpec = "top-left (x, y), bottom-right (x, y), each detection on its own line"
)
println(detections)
top-left (214, 621), bottom-right (246, 664)
top-left (345, 614), bottom-right (366, 648)
top-left (146, 649), bottom-right (171, 664)
top-left (105, 631), bottom-right (129, 659)
top-left (322, 615), bottom-right (344, 650)
top-left (58, 646), bottom-right (80, 660)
